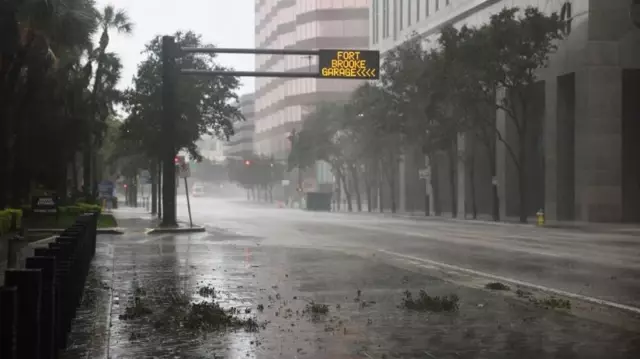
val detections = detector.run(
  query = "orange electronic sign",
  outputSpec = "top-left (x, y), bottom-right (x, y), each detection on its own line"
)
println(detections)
top-left (318, 50), bottom-right (380, 79)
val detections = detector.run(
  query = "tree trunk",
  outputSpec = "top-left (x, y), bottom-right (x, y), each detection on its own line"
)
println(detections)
top-left (487, 144), bottom-right (500, 221)
top-left (448, 144), bottom-right (457, 218)
top-left (151, 160), bottom-right (158, 214)
top-left (83, 145), bottom-right (91, 197)
top-left (430, 154), bottom-right (442, 216)
top-left (377, 161), bottom-right (384, 213)
top-left (468, 151), bottom-right (478, 220)
top-left (71, 154), bottom-right (79, 197)
top-left (385, 156), bottom-right (397, 214)
top-left (364, 167), bottom-right (372, 212)
top-left (338, 168), bottom-right (352, 212)
top-left (157, 161), bottom-right (162, 219)
top-left (517, 134), bottom-right (528, 223)
top-left (349, 164), bottom-right (362, 212)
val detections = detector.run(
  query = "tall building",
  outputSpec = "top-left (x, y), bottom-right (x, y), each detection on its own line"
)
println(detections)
top-left (224, 93), bottom-right (256, 159)
top-left (254, 0), bottom-right (370, 161)
top-left (197, 135), bottom-right (226, 163)
top-left (370, 0), bottom-right (640, 223)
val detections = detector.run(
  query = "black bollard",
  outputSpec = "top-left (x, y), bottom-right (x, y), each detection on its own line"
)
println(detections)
top-left (0, 286), bottom-right (18, 359)
top-left (33, 248), bottom-right (63, 356)
top-left (4, 269), bottom-right (42, 359)
top-left (26, 256), bottom-right (57, 359)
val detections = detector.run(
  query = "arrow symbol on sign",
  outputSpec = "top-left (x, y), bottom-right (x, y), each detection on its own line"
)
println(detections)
top-left (357, 68), bottom-right (364, 77)
top-left (370, 68), bottom-right (376, 78)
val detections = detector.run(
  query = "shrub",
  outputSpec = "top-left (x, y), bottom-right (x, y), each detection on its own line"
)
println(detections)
top-left (0, 208), bottom-right (23, 235)
top-left (58, 202), bottom-right (102, 215)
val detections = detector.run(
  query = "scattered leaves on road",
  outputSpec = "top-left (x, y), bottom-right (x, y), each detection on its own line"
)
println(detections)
top-left (198, 284), bottom-right (216, 298)
top-left (485, 282), bottom-right (510, 291)
top-left (401, 290), bottom-right (459, 313)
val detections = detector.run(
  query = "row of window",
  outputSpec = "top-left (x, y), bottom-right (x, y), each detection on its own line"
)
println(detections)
top-left (372, 0), bottom-right (451, 44)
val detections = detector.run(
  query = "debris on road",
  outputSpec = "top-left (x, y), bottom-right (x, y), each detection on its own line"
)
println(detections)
top-left (400, 290), bottom-right (459, 312)
top-left (485, 282), bottom-right (510, 291)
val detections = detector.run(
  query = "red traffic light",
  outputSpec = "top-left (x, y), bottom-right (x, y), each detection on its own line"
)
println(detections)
top-left (124, 184), bottom-right (128, 188)
top-left (174, 156), bottom-right (179, 164)
top-left (244, 160), bottom-right (251, 166)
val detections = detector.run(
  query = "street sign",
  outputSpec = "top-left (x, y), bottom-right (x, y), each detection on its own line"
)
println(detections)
top-left (98, 180), bottom-right (114, 198)
top-left (32, 196), bottom-right (58, 214)
top-left (318, 50), bottom-right (380, 79)
top-left (175, 155), bottom-right (190, 178)
top-left (418, 169), bottom-right (430, 180)
top-left (302, 178), bottom-right (317, 192)
top-left (178, 163), bottom-right (190, 178)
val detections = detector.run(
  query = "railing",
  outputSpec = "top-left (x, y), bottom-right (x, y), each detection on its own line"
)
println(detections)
top-left (0, 212), bottom-right (98, 359)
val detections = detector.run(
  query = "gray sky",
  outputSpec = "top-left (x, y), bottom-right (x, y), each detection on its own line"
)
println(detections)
top-left (95, 0), bottom-right (256, 95)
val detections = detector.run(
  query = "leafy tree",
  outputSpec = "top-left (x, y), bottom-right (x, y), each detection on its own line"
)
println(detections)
top-left (120, 31), bottom-right (243, 224)
top-left (0, 0), bottom-right (118, 207)
top-left (85, 4), bottom-right (133, 197)
top-left (122, 31), bottom-right (242, 161)
top-left (227, 156), bottom-right (284, 202)
top-left (348, 83), bottom-right (399, 212)
top-left (469, 7), bottom-right (564, 222)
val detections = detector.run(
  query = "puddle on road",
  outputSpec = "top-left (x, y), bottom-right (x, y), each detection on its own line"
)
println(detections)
top-left (61, 233), bottom-right (640, 359)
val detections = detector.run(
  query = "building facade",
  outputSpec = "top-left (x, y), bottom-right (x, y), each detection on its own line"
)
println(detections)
top-left (370, 0), bottom-right (640, 223)
top-left (224, 93), bottom-right (256, 159)
top-left (254, 0), bottom-right (370, 162)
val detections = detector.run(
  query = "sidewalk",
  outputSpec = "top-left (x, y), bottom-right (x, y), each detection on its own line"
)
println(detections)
top-left (58, 210), bottom-right (640, 359)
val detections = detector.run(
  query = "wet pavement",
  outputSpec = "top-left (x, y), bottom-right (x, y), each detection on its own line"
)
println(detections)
top-left (59, 200), bottom-right (640, 358)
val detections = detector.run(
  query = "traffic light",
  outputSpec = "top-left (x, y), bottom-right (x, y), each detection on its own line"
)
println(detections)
top-left (244, 160), bottom-right (251, 166)
top-left (174, 156), bottom-right (179, 165)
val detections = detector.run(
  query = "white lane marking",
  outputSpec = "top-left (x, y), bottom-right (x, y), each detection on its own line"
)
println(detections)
top-left (378, 249), bottom-right (640, 315)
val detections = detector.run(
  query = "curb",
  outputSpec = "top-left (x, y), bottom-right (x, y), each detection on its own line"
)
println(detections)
top-left (145, 226), bottom-right (206, 235)
top-left (27, 228), bottom-right (125, 235)
top-left (29, 235), bottom-right (59, 249)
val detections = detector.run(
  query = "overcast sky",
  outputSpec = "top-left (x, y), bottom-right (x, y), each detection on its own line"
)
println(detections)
top-left (95, 0), bottom-right (256, 95)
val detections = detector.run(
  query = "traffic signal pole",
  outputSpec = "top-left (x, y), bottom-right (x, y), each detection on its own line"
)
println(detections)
top-left (161, 36), bottom-right (178, 227)
top-left (160, 37), bottom-right (379, 226)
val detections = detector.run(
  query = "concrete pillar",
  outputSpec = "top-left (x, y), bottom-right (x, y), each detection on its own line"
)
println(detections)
top-left (456, 132), bottom-right (467, 218)
top-left (544, 78), bottom-right (559, 220)
top-left (574, 66), bottom-right (623, 222)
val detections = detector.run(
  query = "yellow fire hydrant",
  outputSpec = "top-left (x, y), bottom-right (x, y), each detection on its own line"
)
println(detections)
top-left (536, 208), bottom-right (545, 226)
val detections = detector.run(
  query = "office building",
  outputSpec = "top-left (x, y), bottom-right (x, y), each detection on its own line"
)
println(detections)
top-left (254, 0), bottom-right (370, 161)
top-left (224, 93), bottom-right (256, 159)
top-left (370, 0), bottom-right (640, 222)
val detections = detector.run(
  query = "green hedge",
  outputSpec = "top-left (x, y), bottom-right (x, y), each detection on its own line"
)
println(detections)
top-left (0, 208), bottom-right (23, 235)
top-left (59, 202), bottom-right (102, 215)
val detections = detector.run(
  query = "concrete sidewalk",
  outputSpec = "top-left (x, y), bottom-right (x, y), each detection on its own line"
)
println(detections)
top-left (59, 221), bottom-right (640, 359)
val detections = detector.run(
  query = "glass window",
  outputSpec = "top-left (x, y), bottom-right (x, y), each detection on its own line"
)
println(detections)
top-left (393, 0), bottom-right (398, 39)
top-left (399, 0), bottom-right (403, 30)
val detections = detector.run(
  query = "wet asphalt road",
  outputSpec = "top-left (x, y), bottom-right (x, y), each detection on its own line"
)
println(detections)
top-left (179, 196), bottom-right (640, 309)
top-left (60, 196), bottom-right (640, 358)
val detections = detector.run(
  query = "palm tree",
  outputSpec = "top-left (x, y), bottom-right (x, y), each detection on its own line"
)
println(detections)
top-left (84, 4), bottom-right (133, 197)
top-left (0, 0), bottom-right (100, 207)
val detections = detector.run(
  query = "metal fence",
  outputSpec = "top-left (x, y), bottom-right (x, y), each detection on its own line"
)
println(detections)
top-left (0, 212), bottom-right (98, 359)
